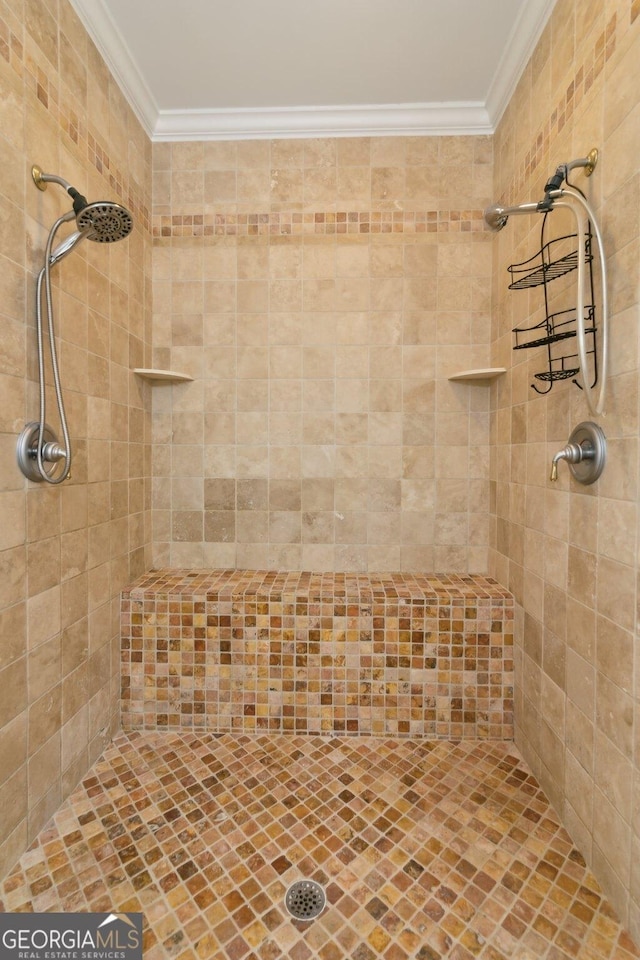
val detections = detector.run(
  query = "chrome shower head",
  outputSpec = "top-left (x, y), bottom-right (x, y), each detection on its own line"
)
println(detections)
top-left (33, 165), bottom-right (134, 261)
top-left (484, 204), bottom-right (510, 231)
top-left (483, 200), bottom-right (546, 231)
top-left (48, 203), bottom-right (134, 266)
top-left (76, 201), bottom-right (133, 243)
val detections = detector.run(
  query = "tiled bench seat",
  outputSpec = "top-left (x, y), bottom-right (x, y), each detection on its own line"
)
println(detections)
top-left (121, 569), bottom-right (514, 738)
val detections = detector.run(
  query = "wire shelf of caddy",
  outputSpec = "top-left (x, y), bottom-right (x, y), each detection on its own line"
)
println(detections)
top-left (507, 220), bottom-right (598, 394)
top-left (512, 303), bottom-right (597, 386)
top-left (484, 151), bottom-right (608, 416)
top-left (506, 232), bottom-right (593, 290)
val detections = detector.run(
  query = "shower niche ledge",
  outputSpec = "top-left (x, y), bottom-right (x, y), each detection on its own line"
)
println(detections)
top-left (448, 367), bottom-right (506, 382)
top-left (133, 368), bottom-right (193, 383)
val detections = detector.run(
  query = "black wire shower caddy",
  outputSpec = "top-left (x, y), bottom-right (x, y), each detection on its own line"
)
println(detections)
top-left (509, 211), bottom-right (598, 394)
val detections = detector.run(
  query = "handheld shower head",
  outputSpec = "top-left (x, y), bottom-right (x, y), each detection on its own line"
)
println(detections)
top-left (49, 230), bottom-right (86, 266)
top-left (25, 167), bottom-right (136, 486)
top-left (48, 203), bottom-right (133, 265)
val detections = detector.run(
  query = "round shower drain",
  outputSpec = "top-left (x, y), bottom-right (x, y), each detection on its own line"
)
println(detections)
top-left (285, 880), bottom-right (326, 920)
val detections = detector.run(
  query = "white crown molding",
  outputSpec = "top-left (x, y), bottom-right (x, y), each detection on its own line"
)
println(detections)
top-left (485, 0), bottom-right (558, 129)
top-left (70, 0), bottom-right (553, 142)
top-left (153, 103), bottom-right (492, 141)
top-left (68, 0), bottom-right (158, 137)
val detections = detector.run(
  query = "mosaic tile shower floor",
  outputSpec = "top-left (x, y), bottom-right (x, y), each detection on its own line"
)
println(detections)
top-left (1, 732), bottom-right (637, 960)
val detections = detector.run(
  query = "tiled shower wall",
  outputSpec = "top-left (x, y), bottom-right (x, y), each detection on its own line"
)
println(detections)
top-left (489, 0), bottom-right (640, 938)
top-left (151, 136), bottom-right (494, 572)
top-left (0, 0), bottom-right (152, 878)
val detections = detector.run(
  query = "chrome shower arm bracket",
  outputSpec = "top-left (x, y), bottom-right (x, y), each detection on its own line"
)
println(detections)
top-left (568, 148), bottom-right (598, 177)
top-left (545, 149), bottom-right (598, 193)
top-left (32, 165), bottom-right (73, 193)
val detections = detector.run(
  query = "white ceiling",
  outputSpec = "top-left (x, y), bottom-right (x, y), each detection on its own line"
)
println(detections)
top-left (70, 0), bottom-right (557, 140)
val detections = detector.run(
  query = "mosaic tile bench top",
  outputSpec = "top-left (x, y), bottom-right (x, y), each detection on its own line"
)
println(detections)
top-left (121, 570), bottom-right (514, 603)
top-left (121, 571), bottom-right (514, 739)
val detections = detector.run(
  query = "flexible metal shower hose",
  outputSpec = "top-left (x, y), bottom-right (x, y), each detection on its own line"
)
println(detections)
top-left (35, 212), bottom-right (74, 483)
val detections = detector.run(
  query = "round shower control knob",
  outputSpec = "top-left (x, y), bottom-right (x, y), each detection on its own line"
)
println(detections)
top-left (16, 422), bottom-right (68, 482)
top-left (549, 421), bottom-right (606, 485)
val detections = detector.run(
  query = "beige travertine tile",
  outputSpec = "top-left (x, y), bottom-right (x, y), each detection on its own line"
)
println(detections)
top-left (566, 696), bottom-right (595, 773)
top-left (566, 595), bottom-right (597, 663)
top-left (490, 3), bottom-right (640, 932)
top-left (0, 0), bottom-right (152, 874)
top-left (568, 545), bottom-right (597, 608)
top-left (596, 671), bottom-right (634, 762)
top-left (567, 646), bottom-right (596, 717)
top-left (565, 745), bottom-right (595, 833)
top-left (597, 555), bottom-right (635, 631)
top-left (596, 614), bottom-right (633, 694)
top-left (152, 130), bottom-right (495, 571)
top-left (6, 0), bottom-right (632, 937)
top-left (595, 728), bottom-right (634, 820)
top-left (28, 635), bottom-right (61, 704)
top-left (594, 790), bottom-right (633, 899)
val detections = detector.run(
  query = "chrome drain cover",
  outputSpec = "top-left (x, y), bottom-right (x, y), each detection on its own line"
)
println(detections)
top-left (285, 880), bottom-right (326, 920)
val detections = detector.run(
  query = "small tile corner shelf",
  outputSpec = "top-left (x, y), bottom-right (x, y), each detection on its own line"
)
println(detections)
top-left (448, 367), bottom-right (506, 382)
top-left (133, 368), bottom-right (193, 383)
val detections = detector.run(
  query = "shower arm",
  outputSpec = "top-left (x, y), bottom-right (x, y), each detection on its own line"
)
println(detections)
top-left (544, 149), bottom-right (599, 193)
top-left (484, 149), bottom-right (599, 231)
top-left (32, 165), bottom-right (89, 214)
top-left (483, 201), bottom-right (543, 230)
top-left (32, 167), bottom-right (73, 192)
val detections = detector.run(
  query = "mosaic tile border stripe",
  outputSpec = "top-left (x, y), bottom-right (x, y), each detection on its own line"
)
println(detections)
top-left (121, 570), bottom-right (514, 739)
top-left (503, 12), bottom-right (619, 206)
top-left (152, 209), bottom-right (488, 238)
top-left (4, 0), bottom-right (637, 232)
top-left (0, 11), bottom-right (150, 232)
